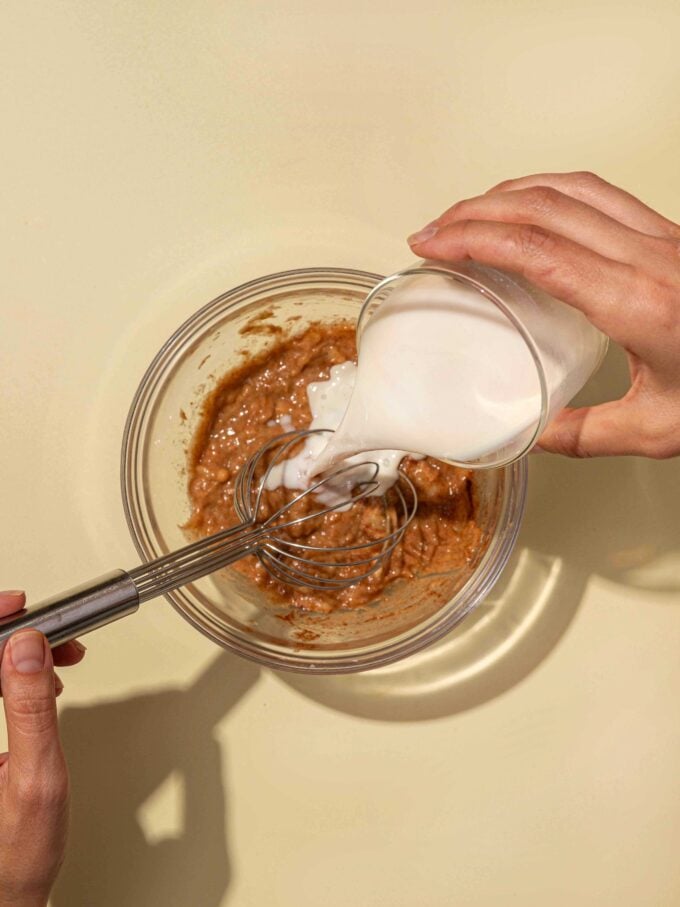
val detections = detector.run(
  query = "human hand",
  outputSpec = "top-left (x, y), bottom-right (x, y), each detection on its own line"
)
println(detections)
top-left (0, 591), bottom-right (86, 907)
top-left (407, 171), bottom-right (680, 459)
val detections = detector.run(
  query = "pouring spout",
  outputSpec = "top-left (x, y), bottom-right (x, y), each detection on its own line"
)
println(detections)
top-left (307, 433), bottom-right (364, 478)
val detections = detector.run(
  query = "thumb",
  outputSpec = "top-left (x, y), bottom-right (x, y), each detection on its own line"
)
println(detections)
top-left (537, 401), bottom-right (638, 458)
top-left (1, 630), bottom-right (63, 776)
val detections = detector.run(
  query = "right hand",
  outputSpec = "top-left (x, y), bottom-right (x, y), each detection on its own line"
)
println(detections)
top-left (0, 591), bottom-right (86, 907)
top-left (407, 171), bottom-right (680, 459)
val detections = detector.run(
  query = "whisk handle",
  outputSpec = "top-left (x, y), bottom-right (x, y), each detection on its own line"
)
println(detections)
top-left (0, 570), bottom-right (139, 650)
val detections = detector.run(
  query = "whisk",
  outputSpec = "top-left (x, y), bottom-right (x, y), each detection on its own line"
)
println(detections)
top-left (0, 430), bottom-right (418, 651)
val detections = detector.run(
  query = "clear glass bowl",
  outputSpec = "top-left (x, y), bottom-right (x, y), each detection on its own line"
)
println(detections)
top-left (121, 267), bottom-right (528, 674)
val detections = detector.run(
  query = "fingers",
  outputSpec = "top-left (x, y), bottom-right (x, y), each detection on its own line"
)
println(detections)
top-left (0, 590), bottom-right (26, 618)
top-left (0, 632), bottom-right (70, 905)
top-left (52, 639), bottom-right (87, 667)
top-left (408, 219), bottom-right (638, 345)
top-left (0, 588), bottom-right (87, 673)
top-left (486, 171), bottom-right (680, 240)
top-left (1, 644), bottom-right (84, 695)
top-left (1, 631), bottom-right (65, 777)
top-left (431, 187), bottom-right (661, 268)
top-left (537, 401), bottom-right (644, 458)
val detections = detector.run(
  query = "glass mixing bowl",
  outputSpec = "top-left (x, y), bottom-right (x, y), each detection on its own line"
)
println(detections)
top-left (121, 267), bottom-right (527, 673)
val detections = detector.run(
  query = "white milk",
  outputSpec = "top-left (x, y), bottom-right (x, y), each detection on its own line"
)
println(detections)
top-left (265, 361), bottom-right (421, 505)
top-left (310, 272), bottom-right (543, 474)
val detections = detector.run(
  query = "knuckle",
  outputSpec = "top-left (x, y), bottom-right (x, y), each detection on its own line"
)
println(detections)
top-left (521, 185), bottom-right (561, 216)
top-left (657, 235), bottom-right (680, 259)
top-left (443, 199), bottom-right (465, 220)
top-left (545, 431), bottom-right (581, 459)
top-left (570, 170), bottom-right (605, 193)
top-left (9, 692), bottom-right (56, 734)
top-left (515, 223), bottom-right (555, 258)
top-left (569, 436), bottom-right (595, 459)
top-left (636, 273), bottom-right (680, 335)
top-left (636, 411), bottom-right (678, 459)
top-left (15, 770), bottom-right (69, 811)
top-left (638, 433), bottom-right (674, 460)
top-left (488, 178), bottom-right (515, 193)
top-left (458, 218), bottom-right (478, 244)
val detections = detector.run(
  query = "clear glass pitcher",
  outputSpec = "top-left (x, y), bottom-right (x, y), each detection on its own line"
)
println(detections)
top-left (355, 260), bottom-right (608, 468)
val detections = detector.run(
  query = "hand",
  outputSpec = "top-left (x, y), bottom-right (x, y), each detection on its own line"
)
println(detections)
top-left (407, 171), bottom-right (680, 459)
top-left (0, 591), bottom-right (86, 907)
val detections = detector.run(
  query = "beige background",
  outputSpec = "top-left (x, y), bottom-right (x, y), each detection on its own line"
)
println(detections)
top-left (2, 1), bottom-right (680, 905)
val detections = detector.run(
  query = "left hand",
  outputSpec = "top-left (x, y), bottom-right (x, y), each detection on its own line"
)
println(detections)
top-left (0, 590), bottom-right (86, 907)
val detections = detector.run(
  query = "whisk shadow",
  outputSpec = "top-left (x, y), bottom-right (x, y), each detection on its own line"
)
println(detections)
top-left (52, 652), bottom-right (259, 907)
top-left (276, 344), bottom-right (680, 721)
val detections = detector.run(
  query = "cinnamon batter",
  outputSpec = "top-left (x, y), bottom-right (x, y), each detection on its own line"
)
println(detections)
top-left (186, 322), bottom-right (482, 613)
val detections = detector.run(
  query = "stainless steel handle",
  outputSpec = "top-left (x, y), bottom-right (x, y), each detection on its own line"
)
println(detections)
top-left (0, 570), bottom-right (139, 650)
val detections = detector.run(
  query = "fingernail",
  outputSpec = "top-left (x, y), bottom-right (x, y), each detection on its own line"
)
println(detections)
top-left (54, 674), bottom-right (64, 696)
top-left (0, 590), bottom-right (25, 597)
top-left (10, 631), bottom-right (47, 675)
top-left (72, 640), bottom-right (87, 654)
top-left (530, 444), bottom-right (546, 454)
top-left (407, 223), bottom-right (439, 245)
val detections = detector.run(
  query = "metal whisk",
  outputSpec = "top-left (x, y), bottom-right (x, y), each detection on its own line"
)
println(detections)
top-left (0, 430), bottom-right (417, 651)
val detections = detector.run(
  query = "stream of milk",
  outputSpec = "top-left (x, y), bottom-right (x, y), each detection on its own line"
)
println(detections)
top-left (264, 360), bottom-right (420, 503)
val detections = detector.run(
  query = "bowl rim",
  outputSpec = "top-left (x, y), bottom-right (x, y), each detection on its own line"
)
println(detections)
top-left (121, 266), bottom-right (528, 674)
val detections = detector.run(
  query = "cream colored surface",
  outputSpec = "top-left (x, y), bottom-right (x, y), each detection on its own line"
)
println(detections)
top-left (1, 2), bottom-right (680, 905)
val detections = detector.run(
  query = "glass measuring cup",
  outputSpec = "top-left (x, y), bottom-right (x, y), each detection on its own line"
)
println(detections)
top-left (355, 259), bottom-right (609, 468)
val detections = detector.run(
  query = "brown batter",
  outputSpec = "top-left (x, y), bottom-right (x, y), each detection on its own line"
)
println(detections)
top-left (186, 322), bottom-right (482, 613)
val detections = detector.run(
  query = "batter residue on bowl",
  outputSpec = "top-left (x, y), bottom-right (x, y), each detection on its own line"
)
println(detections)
top-left (186, 322), bottom-right (482, 613)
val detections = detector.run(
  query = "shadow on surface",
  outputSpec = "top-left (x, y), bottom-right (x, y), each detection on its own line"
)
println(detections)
top-left (277, 344), bottom-right (680, 720)
top-left (53, 653), bottom-right (259, 907)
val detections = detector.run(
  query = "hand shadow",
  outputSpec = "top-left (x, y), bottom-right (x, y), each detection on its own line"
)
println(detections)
top-left (52, 652), bottom-right (259, 907)
top-left (276, 343), bottom-right (680, 720)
